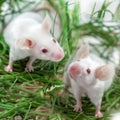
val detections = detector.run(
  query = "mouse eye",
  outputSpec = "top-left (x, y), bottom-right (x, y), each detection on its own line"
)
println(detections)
top-left (42, 48), bottom-right (48, 53)
top-left (86, 68), bottom-right (91, 74)
top-left (53, 39), bottom-right (56, 43)
top-left (77, 46), bottom-right (80, 49)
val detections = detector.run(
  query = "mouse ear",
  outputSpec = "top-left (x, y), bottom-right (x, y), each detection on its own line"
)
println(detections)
top-left (17, 39), bottom-right (36, 49)
top-left (76, 44), bottom-right (89, 60)
top-left (41, 15), bottom-right (52, 33)
top-left (95, 64), bottom-right (115, 81)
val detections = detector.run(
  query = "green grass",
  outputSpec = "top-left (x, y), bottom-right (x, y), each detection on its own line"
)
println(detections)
top-left (0, 0), bottom-right (120, 119)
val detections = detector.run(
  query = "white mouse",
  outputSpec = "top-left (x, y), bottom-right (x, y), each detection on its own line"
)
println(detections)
top-left (3, 12), bottom-right (64, 72)
top-left (64, 44), bottom-right (115, 117)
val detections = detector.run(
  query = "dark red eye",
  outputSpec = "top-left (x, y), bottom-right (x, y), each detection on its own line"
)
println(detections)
top-left (53, 39), bottom-right (56, 43)
top-left (42, 48), bottom-right (48, 53)
top-left (77, 46), bottom-right (80, 49)
top-left (86, 68), bottom-right (91, 74)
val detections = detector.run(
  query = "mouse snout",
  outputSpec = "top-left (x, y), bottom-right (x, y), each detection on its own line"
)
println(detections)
top-left (69, 63), bottom-right (81, 80)
top-left (52, 48), bottom-right (64, 61)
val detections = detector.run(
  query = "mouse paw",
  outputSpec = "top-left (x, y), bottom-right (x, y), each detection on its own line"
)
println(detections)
top-left (4, 65), bottom-right (13, 72)
top-left (25, 65), bottom-right (34, 72)
top-left (73, 104), bottom-right (82, 112)
top-left (95, 111), bottom-right (103, 118)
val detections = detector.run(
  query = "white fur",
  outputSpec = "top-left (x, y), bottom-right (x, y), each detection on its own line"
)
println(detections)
top-left (4, 12), bottom-right (64, 72)
top-left (64, 44), bottom-right (115, 117)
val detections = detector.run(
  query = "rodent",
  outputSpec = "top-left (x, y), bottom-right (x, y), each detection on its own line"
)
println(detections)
top-left (3, 12), bottom-right (64, 72)
top-left (64, 44), bottom-right (115, 118)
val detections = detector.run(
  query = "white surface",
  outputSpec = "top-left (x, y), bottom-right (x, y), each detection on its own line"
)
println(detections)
top-left (111, 113), bottom-right (120, 120)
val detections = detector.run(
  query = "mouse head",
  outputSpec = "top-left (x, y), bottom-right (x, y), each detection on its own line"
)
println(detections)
top-left (68, 44), bottom-right (115, 85)
top-left (68, 44), bottom-right (95, 85)
top-left (17, 15), bottom-right (64, 62)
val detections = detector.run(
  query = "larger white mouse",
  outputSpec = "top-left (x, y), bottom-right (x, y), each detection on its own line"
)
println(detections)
top-left (4, 12), bottom-right (64, 72)
top-left (64, 44), bottom-right (115, 117)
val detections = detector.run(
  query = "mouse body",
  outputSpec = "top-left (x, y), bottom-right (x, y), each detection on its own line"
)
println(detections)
top-left (4, 12), bottom-right (64, 72)
top-left (64, 44), bottom-right (115, 117)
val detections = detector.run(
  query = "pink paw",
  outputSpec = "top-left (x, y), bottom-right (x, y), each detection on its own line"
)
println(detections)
top-left (25, 65), bottom-right (34, 72)
top-left (4, 65), bottom-right (13, 72)
top-left (95, 111), bottom-right (103, 118)
top-left (73, 104), bottom-right (82, 112)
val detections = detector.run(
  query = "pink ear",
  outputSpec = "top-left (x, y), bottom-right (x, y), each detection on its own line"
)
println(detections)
top-left (76, 44), bottom-right (89, 60)
top-left (25, 39), bottom-right (34, 48)
top-left (17, 39), bottom-right (36, 49)
top-left (41, 15), bottom-right (52, 32)
top-left (95, 65), bottom-right (115, 81)
top-left (68, 63), bottom-right (81, 80)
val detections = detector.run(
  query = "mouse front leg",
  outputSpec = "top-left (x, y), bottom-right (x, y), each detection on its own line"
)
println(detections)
top-left (74, 96), bottom-right (82, 112)
top-left (5, 49), bottom-right (14, 72)
top-left (25, 56), bottom-right (36, 72)
top-left (71, 81), bottom-right (82, 112)
top-left (95, 106), bottom-right (103, 118)
top-left (88, 91), bottom-right (103, 118)
top-left (95, 100), bottom-right (103, 118)
top-left (5, 60), bottom-right (13, 72)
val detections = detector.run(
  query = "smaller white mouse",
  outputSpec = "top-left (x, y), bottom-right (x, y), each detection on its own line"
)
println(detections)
top-left (64, 44), bottom-right (115, 117)
top-left (4, 12), bottom-right (64, 72)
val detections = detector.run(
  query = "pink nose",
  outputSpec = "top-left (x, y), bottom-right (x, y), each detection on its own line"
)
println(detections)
top-left (52, 49), bottom-right (64, 61)
top-left (69, 63), bottom-right (81, 79)
top-left (53, 53), bottom-right (64, 60)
